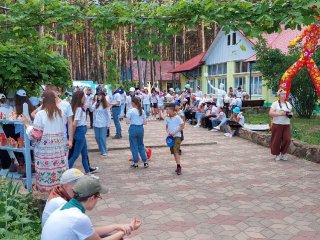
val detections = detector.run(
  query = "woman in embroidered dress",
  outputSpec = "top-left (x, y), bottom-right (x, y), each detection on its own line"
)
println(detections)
top-left (23, 90), bottom-right (67, 192)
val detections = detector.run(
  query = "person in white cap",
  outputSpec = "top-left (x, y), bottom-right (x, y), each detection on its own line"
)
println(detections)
top-left (42, 168), bottom-right (84, 227)
top-left (126, 87), bottom-right (136, 112)
top-left (42, 175), bottom-right (142, 240)
top-left (0, 93), bottom-right (13, 117)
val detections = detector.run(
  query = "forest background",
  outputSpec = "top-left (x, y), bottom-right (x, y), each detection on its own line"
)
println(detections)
top-left (0, 0), bottom-right (319, 95)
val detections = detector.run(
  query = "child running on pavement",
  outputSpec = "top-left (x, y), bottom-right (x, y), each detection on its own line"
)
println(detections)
top-left (165, 103), bottom-right (184, 175)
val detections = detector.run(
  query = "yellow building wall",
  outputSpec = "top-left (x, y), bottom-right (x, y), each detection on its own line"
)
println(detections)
top-left (180, 74), bottom-right (188, 90)
top-left (200, 61), bottom-right (276, 106)
top-left (226, 61), bottom-right (234, 91)
top-left (200, 65), bottom-right (208, 93)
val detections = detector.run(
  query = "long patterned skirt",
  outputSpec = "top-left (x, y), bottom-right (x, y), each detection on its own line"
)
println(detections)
top-left (34, 133), bottom-right (67, 192)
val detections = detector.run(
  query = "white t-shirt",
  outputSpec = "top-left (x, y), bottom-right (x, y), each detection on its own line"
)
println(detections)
top-left (195, 90), bottom-right (203, 99)
top-left (0, 104), bottom-right (13, 116)
top-left (165, 115), bottom-right (184, 137)
top-left (42, 197), bottom-right (67, 227)
top-left (237, 113), bottom-right (245, 126)
top-left (126, 95), bottom-right (132, 110)
top-left (211, 106), bottom-right (218, 116)
top-left (111, 93), bottom-right (121, 105)
top-left (41, 207), bottom-right (94, 240)
top-left (150, 94), bottom-right (158, 104)
top-left (74, 107), bottom-right (87, 126)
top-left (271, 101), bottom-right (292, 125)
top-left (158, 96), bottom-right (164, 106)
top-left (235, 90), bottom-right (244, 98)
top-left (142, 93), bottom-right (151, 104)
top-left (37, 100), bottom-right (73, 140)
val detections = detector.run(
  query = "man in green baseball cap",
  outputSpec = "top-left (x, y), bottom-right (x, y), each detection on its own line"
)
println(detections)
top-left (42, 175), bottom-right (141, 240)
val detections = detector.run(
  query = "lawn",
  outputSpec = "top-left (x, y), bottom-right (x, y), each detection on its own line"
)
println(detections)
top-left (243, 109), bottom-right (320, 145)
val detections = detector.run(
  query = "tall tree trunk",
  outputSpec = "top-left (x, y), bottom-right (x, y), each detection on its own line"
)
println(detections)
top-left (137, 58), bottom-right (142, 88)
top-left (200, 21), bottom-right (205, 52)
top-left (95, 31), bottom-right (101, 83)
top-left (182, 25), bottom-right (186, 62)
top-left (85, 22), bottom-right (90, 80)
top-left (129, 25), bottom-right (133, 82)
top-left (173, 34), bottom-right (177, 88)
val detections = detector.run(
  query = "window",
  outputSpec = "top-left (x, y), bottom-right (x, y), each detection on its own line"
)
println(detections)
top-left (190, 67), bottom-right (201, 78)
top-left (235, 61), bottom-right (249, 73)
top-left (234, 77), bottom-right (246, 91)
top-left (232, 32), bottom-right (237, 45)
top-left (207, 78), bottom-right (227, 94)
top-left (208, 65), bottom-right (216, 75)
top-left (207, 79), bottom-right (214, 94)
top-left (189, 80), bottom-right (196, 92)
top-left (217, 78), bottom-right (227, 91)
top-left (227, 35), bottom-right (231, 46)
top-left (208, 63), bottom-right (227, 76)
top-left (251, 76), bottom-right (262, 95)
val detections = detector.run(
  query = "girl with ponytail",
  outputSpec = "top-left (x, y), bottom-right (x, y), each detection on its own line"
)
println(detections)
top-left (126, 97), bottom-right (149, 168)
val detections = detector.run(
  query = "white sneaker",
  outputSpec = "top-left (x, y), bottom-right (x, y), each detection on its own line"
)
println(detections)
top-left (210, 129), bottom-right (218, 132)
top-left (194, 125), bottom-right (200, 128)
top-left (281, 154), bottom-right (288, 161)
top-left (275, 155), bottom-right (281, 161)
top-left (214, 126), bottom-right (220, 130)
top-left (224, 133), bottom-right (232, 137)
top-left (102, 153), bottom-right (107, 156)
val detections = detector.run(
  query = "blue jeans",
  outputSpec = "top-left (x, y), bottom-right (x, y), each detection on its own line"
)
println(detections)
top-left (129, 125), bottom-right (147, 163)
top-left (195, 112), bottom-right (204, 123)
top-left (143, 104), bottom-right (150, 118)
top-left (68, 126), bottom-right (90, 173)
top-left (112, 106), bottom-right (122, 137)
top-left (211, 119), bottom-right (221, 127)
top-left (94, 126), bottom-right (107, 154)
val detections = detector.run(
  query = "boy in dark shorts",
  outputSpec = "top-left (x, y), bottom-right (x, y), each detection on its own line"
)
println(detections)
top-left (165, 103), bottom-right (184, 175)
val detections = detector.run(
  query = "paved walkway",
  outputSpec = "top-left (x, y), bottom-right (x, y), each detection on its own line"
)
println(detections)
top-left (74, 120), bottom-right (320, 240)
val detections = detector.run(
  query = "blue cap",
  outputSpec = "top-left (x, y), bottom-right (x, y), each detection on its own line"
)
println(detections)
top-left (233, 107), bottom-right (240, 114)
top-left (166, 136), bottom-right (175, 148)
top-left (174, 101), bottom-right (181, 107)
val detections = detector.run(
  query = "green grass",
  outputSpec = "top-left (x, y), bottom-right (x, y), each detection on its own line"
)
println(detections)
top-left (243, 110), bottom-right (320, 145)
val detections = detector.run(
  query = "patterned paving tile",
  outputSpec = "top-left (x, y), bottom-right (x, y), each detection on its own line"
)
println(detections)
top-left (69, 121), bottom-right (320, 239)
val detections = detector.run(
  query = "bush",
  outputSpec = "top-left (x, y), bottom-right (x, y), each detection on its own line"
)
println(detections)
top-left (0, 177), bottom-right (41, 240)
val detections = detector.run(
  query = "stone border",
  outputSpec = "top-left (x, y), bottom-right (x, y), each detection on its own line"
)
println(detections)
top-left (238, 128), bottom-right (320, 163)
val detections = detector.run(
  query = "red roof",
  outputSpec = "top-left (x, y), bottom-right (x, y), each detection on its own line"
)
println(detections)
top-left (168, 52), bottom-right (206, 73)
top-left (244, 26), bottom-right (304, 62)
top-left (130, 60), bottom-right (180, 81)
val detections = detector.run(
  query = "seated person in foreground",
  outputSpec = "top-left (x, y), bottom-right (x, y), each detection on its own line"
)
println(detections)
top-left (42, 168), bottom-right (84, 227)
top-left (42, 175), bottom-right (141, 240)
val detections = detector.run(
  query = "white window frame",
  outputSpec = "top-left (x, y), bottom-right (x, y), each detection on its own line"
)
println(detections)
top-left (251, 76), bottom-right (263, 96)
top-left (208, 63), bottom-right (227, 76)
top-left (234, 76), bottom-right (247, 92)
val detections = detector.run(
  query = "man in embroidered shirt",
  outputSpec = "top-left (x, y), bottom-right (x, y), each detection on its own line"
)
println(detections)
top-left (42, 175), bottom-right (141, 240)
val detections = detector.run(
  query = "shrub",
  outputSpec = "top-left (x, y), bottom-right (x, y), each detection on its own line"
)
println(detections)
top-left (0, 177), bottom-right (41, 240)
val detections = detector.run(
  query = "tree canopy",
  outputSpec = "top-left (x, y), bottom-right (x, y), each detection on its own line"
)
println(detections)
top-left (0, 0), bottom-right (319, 92)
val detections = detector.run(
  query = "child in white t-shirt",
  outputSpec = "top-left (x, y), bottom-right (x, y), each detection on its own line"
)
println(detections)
top-left (165, 103), bottom-right (184, 175)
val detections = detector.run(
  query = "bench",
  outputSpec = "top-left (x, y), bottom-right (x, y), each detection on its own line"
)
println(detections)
top-left (242, 99), bottom-right (265, 107)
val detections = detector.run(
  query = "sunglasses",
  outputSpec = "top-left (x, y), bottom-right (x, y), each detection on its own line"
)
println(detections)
top-left (94, 193), bottom-right (102, 200)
